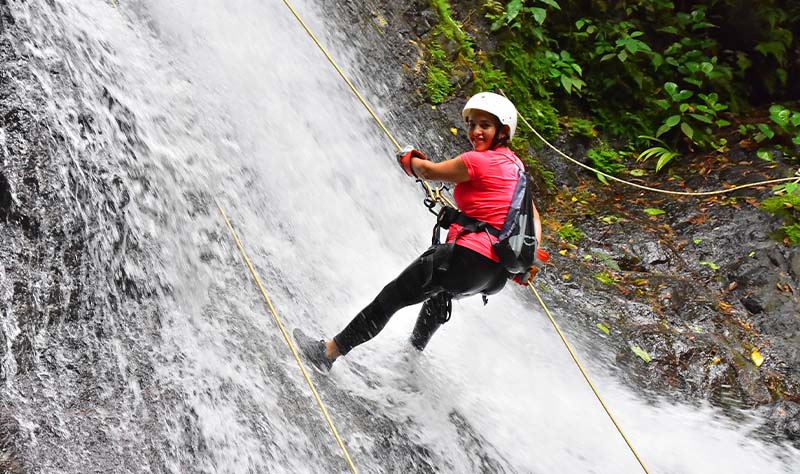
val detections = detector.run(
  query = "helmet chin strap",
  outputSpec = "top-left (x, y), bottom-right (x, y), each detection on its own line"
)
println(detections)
top-left (490, 125), bottom-right (511, 149)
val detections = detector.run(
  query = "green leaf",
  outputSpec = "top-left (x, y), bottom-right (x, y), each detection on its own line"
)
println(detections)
top-left (594, 272), bottom-right (615, 285)
top-left (655, 152), bottom-right (678, 172)
top-left (684, 77), bottom-right (703, 87)
top-left (645, 208), bottom-right (665, 216)
top-left (748, 251), bottom-right (756, 258)
top-left (665, 115), bottom-right (681, 127)
top-left (656, 123), bottom-right (673, 137)
top-left (699, 261), bottom-right (720, 270)
top-left (629, 169), bottom-right (646, 177)
top-left (651, 53), bottom-right (664, 69)
top-left (631, 345), bottom-right (652, 363)
top-left (756, 149), bottom-right (773, 161)
top-left (693, 239), bottom-right (702, 244)
top-left (681, 122), bottom-right (694, 139)
top-left (560, 75), bottom-right (573, 93)
top-left (689, 113), bottom-right (713, 124)
top-left (597, 323), bottom-right (611, 335)
top-left (506, 0), bottom-right (523, 22)
top-left (757, 123), bottom-right (775, 139)
top-left (531, 7), bottom-right (547, 25)
top-left (539, 0), bottom-right (561, 9)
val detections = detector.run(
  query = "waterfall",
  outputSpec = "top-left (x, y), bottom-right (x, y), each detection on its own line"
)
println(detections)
top-left (2, 0), bottom-right (798, 472)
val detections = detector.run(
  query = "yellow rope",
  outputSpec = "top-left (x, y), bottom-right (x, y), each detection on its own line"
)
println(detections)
top-left (280, 0), bottom-right (455, 209)
top-left (528, 282), bottom-right (651, 473)
top-left (280, 1), bottom-right (649, 472)
top-left (508, 91), bottom-right (800, 197)
top-left (217, 204), bottom-right (358, 474)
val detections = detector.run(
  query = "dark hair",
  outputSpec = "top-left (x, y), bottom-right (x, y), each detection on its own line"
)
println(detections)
top-left (490, 116), bottom-right (510, 149)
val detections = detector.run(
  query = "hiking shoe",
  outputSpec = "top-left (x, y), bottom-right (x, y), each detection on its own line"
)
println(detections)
top-left (293, 328), bottom-right (334, 374)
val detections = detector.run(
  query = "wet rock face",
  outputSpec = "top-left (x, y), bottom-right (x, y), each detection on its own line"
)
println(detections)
top-left (0, 412), bottom-right (24, 474)
top-left (0, 172), bottom-right (11, 220)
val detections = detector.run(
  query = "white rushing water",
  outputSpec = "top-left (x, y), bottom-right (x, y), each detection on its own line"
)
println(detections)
top-left (6, 0), bottom-right (800, 472)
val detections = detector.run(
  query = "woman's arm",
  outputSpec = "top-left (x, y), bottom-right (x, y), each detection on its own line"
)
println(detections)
top-left (411, 156), bottom-right (470, 183)
top-left (532, 200), bottom-right (542, 246)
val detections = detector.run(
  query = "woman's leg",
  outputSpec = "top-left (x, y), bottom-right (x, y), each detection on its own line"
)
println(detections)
top-left (333, 244), bottom-right (507, 356)
top-left (409, 292), bottom-right (452, 351)
top-left (332, 245), bottom-right (453, 355)
top-left (407, 245), bottom-right (507, 351)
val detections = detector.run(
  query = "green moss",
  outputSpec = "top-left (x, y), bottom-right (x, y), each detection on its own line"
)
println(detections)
top-left (425, 66), bottom-right (452, 104)
top-left (558, 221), bottom-right (584, 243)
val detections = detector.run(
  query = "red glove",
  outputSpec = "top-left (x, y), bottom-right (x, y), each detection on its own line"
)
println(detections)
top-left (512, 266), bottom-right (539, 286)
top-left (396, 146), bottom-right (428, 177)
top-left (512, 248), bottom-right (550, 286)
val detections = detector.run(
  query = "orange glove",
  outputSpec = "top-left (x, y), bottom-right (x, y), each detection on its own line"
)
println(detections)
top-left (396, 146), bottom-right (428, 177)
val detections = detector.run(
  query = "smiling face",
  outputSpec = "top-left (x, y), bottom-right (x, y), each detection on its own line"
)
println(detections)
top-left (466, 109), bottom-right (507, 151)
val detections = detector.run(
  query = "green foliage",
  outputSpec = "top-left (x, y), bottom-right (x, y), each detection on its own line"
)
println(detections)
top-left (761, 183), bottom-right (800, 245)
top-left (768, 105), bottom-right (800, 140)
top-left (564, 117), bottom-right (597, 139)
top-left (593, 272), bottom-right (615, 285)
top-left (431, 0), bottom-right (474, 59)
top-left (637, 135), bottom-right (681, 172)
top-left (652, 82), bottom-right (730, 151)
top-left (785, 223), bottom-right (800, 246)
top-left (739, 104), bottom-right (800, 162)
top-left (586, 145), bottom-right (625, 183)
top-left (545, 49), bottom-right (585, 95)
top-left (557, 221), bottom-right (584, 243)
top-left (486, 0), bottom-right (561, 33)
top-left (425, 66), bottom-right (452, 104)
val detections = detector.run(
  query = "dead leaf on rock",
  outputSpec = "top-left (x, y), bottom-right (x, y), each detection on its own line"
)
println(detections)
top-left (718, 301), bottom-right (734, 315)
top-left (751, 349), bottom-right (765, 367)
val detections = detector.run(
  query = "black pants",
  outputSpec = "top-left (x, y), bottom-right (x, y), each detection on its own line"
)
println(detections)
top-left (333, 244), bottom-right (507, 355)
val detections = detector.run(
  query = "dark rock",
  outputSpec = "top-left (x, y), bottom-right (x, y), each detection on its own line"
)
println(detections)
top-left (0, 172), bottom-right (11, 220)
top-left (741, 295), bottom-right (764, 314)
top-left (766, 401), bottom-right (800, 440)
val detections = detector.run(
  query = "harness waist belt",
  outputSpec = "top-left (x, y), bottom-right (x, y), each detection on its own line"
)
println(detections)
top-left (437, 206), bottom-right (501, 237)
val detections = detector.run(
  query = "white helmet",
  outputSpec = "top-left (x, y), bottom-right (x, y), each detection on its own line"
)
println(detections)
top-left (462, 92), bottom-right (518, 140)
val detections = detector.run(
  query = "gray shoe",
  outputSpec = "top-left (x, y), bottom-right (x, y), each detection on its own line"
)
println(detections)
top-left (293, 328), bottom-right (334, 373)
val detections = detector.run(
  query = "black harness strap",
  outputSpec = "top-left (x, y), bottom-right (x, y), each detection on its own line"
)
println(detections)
top-left (434, 205), bottom-right (500, 242)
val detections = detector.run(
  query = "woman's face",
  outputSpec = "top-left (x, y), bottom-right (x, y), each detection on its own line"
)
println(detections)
top-left (467, 109), bottom-right (504, 151)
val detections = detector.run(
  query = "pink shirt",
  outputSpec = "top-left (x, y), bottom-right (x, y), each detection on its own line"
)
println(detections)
top-left (446, 147), bottom-right (523, 261)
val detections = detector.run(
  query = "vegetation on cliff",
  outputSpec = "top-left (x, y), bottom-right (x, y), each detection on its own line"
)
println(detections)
top-left (423, 0), bottom-right (800, 243)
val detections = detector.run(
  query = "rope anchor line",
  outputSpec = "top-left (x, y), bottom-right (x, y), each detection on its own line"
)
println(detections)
top-left (217, 204), bottom-right (359, 474)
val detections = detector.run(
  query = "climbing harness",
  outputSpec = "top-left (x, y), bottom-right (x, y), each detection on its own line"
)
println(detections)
top-left (278, 1), bottom-right (651, 474)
